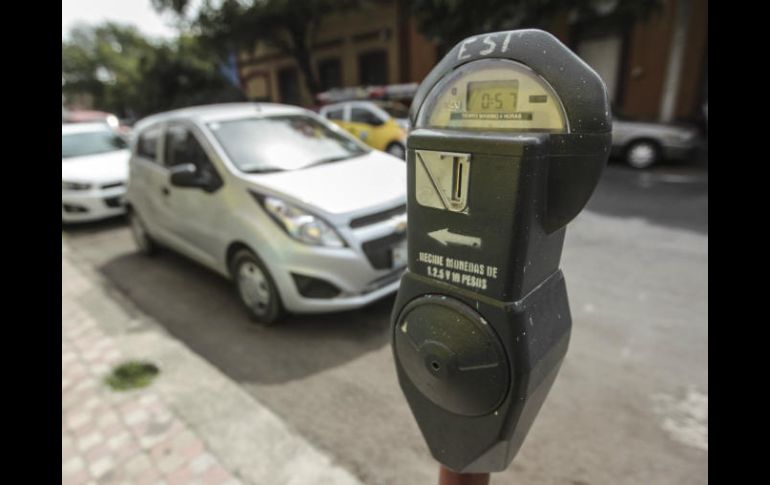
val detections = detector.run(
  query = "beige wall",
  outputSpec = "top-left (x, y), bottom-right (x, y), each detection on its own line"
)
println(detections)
top-left (405, 17), bottom-right (438, 84)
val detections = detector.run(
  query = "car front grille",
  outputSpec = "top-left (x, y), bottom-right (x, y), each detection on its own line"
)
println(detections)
top-left (361, 232), bottom-right (406, 270)
top-left (101, 181), bottom-right (125, 190)
top-left (350, 204), bottom-right (406, 228)
top-left (362, 267), bottom-right (405, 294)
top-left (62, 203), bottom-right (88, 214)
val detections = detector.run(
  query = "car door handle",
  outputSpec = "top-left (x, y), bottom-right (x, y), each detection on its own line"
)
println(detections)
top-left (161, 187), bottom-right (170, 197)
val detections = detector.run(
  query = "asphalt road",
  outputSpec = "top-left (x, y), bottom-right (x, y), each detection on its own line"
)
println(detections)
top-left (63, 159), bottom-right (708, 485)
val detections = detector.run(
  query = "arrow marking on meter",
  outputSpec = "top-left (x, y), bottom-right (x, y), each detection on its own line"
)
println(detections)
top-left (429, 228), bottom-right (482, 248)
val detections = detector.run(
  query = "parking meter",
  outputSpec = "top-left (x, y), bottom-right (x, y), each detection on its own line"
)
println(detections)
top-left (391, 29), bottom-right (611, 473)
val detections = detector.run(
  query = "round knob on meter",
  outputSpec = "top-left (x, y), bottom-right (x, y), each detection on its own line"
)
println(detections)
top-left (393, 295), bottom-right (510, 416)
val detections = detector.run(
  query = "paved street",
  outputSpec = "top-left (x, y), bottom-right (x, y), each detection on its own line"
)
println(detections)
top-left (62, 160), bottom-right (708, 485)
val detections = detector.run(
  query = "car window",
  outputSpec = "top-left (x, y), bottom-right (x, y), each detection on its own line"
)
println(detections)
top-left (62, 129), bottom-right (127, 159)
top-left (351, 107), bottom-right (384, 126)
top-left (207, 115), bottom-right (368, 173)
top-left (325, 108), bottom-right (345, 120)
top-left (136, 126), bottom-right (162, 161)
top-left (164, 124), bottom-right (212, 170)
top-left (375, 101), bottom-right (409, 119)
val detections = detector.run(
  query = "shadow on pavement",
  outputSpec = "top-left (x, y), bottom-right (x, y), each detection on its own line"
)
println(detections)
top-left (98, 248), bottom-right (393, 385)
top-left (62, 215), bottom-right (128, 236)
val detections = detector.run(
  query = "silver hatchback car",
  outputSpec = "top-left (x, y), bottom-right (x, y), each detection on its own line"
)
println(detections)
top-left (126, 103), bottom-right (407, 324)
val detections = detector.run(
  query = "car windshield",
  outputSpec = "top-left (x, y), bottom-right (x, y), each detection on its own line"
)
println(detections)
top-left (207, 115), bottom-right (368, 173)
top-left (375, 101), bottom-right (409, 119)
top-left (62, 130), bottom-right (127, 159)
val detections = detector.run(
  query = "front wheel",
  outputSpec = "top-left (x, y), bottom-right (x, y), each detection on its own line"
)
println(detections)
top-left (386, 142), bottom-right (406, 160)
top-left (129, 209), bottom-right (158, 256)
top-left (231, 249), bottom-right (285, 325)
top-left (625, 140), bottom-right (660, 169)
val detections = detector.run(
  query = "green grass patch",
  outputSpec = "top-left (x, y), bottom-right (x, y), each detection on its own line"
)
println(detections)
top-left (105, 361), bottom-right (160, 391)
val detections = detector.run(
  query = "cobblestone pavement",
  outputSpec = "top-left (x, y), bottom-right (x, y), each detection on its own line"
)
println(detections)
top-left (62, 256), bottom-right (242, 485)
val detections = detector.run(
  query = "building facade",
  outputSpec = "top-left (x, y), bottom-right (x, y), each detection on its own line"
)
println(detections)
top-left (236, 0), bottom-right (707, 123)
top-left (551, 0), bottom-right (708, 123)
top-left (237, 0), bottom-right (437, 107)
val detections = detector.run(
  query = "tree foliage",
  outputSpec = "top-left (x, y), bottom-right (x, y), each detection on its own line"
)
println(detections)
top-left (62, 23), bottom-right (155, 117)
top-left (152, 0), bottom-right (363, 98)
top-left (62, 22), bottom-right (244, 119)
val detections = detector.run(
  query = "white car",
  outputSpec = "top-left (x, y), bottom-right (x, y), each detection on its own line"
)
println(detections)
top-left (62, 123), bottom-right (130, 222)
top-left (611, 114), bottom-right (700, 169)
top-left (126, 103), bottom-right (407, 324)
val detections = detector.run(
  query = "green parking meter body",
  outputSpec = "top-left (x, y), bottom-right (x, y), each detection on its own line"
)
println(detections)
top-left (390, 29), bottom-right (611, 473)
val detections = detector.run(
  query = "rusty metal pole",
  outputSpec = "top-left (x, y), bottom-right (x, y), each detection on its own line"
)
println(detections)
top-left (438, 465), bottom-right (490, 485)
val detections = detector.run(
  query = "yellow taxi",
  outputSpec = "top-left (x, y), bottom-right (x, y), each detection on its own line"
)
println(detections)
top-left (319, 100), bottom-right (409, 159)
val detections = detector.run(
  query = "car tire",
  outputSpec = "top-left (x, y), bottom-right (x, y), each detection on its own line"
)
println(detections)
top-left (386, 142), bottom-right (406, 160)
top-left (625, 140), bottom-right (660, 169)
top-left (129, 209), bottom-right (159, 256)
top-left (230, 249), bottom-right (285, 325)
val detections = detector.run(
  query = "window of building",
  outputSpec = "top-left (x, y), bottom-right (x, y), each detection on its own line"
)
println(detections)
top-left (278, 67), bottom-right (301, 105)
top-left (576, 35), bottom-right (623, 104)
top-left (318, 58), bottom-right (343, 91)
top-left (358, 50), bottom-right (389, 86)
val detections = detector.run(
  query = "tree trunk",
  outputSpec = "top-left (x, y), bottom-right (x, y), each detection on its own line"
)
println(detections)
top-left (288, 26), bottom-right (321, 104)
top-left (294, 47), bottom-right (320, 100)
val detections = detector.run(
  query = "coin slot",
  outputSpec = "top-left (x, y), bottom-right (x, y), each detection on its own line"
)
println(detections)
top-left (452, 158), bottom-right (463, 201)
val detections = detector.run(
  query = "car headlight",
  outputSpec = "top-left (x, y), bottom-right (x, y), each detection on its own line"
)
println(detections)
top-left (253, 193), bottom-right (346, 248)
top-left (106, 115), bottom-right (119, 130)
top-left (62, 181), bottom-right (92, 191)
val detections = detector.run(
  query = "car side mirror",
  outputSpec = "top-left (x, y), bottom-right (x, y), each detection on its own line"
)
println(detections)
top-left (169, 163), bottom-right (223, 193)
top-left (169, 164), bottom-right (203, 188)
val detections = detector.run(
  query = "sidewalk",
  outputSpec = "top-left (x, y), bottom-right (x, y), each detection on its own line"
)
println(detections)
top-left (62, 241), bottom-right (361, 485)
top-left (63, 252), bottom-right (242, 484)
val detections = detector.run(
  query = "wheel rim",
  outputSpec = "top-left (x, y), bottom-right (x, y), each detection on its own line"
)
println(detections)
top-left (628, 143), bottom-right (656, 168)
top-left (387, 144), bottom-right (405, 159)
top-left (237, 262), bottom-right (271, 316)
top-left (130, 214), bottom-right (149, 251)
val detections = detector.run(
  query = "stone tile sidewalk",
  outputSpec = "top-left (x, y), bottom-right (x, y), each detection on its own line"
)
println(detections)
top-left (63, 256), bottom-right (241, 485)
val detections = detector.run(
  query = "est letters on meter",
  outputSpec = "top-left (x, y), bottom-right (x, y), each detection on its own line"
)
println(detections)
top-left (390, 30), bottom-right (611, 473)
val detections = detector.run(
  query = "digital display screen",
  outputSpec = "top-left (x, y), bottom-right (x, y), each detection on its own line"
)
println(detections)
top-left (421, 59), bottom-right (568, 132)
top-left (466, 80), bottom-right (519, 113)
